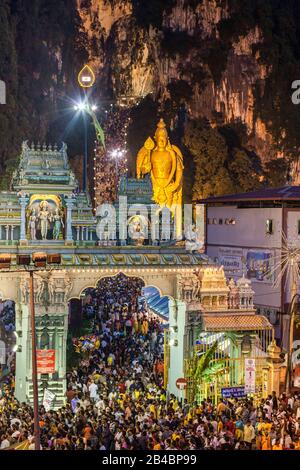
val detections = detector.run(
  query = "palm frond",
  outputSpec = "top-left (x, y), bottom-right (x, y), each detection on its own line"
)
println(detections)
top-left (193, 340), bottom-right (218, 379)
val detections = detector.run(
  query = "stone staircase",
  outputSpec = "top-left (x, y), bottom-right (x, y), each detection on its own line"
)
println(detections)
top-left (27, 379), bottom-right (66, 409)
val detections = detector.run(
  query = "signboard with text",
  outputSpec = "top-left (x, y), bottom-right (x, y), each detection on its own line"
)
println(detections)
top-left (218, 248), bottom-right (243, 275)
top-left (176, 377), bottom-right (187, 390)
top-left (37, 349), bottom-right (55, 374)
top-left (43, 388), bottom-right (56, 411)
top-left (245, 358), bottom-right (256, 394)
top-left (221, 386), bottom-right (245, 398)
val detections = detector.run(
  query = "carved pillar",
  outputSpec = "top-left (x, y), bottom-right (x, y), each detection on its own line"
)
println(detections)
top-left (19, 196), bottom-right (28, 242)
top-left (65, 197), bottom-right (75, 244)
top-left (48, 326), bottom-right (55, 349)
top-left (89, 228), bottom-right (93, 241)
top-left (36, 328), bottom-right (43, 349)
top-left (76, 226), bottom-right (80, 241)
top-left (267, 340), bottom-right (284, 397)
top-left (5, 225), bottom-right (9, 241)
top-left (11, 225), bottom-right (15, 241)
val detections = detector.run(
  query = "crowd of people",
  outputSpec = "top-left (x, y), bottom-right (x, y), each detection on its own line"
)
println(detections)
top-left (0, 301), bottom-right (15, 333)
top-left (94, 107), bottom-right (130, 205)
top-left (0, 275), bottom-right (300, 450)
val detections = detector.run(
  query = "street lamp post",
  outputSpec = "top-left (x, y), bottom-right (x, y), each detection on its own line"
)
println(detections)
top-left (73, 101), bottom-right (98, 193)
top-left (29, 269), bottom-right (40, 450)
top-left (83, 111), bottom-right (88, 193)
top-left (0, 252), bottom-right (61, 450)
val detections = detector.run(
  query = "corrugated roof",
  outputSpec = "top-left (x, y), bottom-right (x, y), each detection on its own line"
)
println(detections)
top-left (200, 186), bottom-right (300, 204)
top-left (202, 314), bottom-right (272, 331)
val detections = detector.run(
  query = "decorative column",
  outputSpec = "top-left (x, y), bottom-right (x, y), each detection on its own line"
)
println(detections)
top-left (86, 226), bottom-right (89, 241)
top-left (167, 299), bottom-right (187, 399)
top-left (48, 327), bottom-right (55, 348)
top-left (36, 328), bottom-right (43, 349)
top-left (89, 228), bottom-right (93, 241)
top-left (267, 340), bottom-right (284, 397)
top-left (19, 195), bottom-right (29, 244)
top-left (65, 197), bottom-right (75, 245)
top-left (76, 226), bottom-right (80, 241)
top-left (5, 225), bottom-right (9, 241)
top-left (11, 225), bottom-right (15, 241)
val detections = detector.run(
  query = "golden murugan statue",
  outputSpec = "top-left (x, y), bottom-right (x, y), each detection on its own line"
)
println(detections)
top-left (136, 118), bottom-right (184, 239)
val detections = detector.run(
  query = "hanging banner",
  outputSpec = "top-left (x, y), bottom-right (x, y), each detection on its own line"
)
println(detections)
top-left (36, 349), bottom-right (55, 374)
top-left (246, 250), bottom-right (273, 283)
top-left (245, 358), bottom-right (256, 394)
top-left (43, 388), bottom-right (56, 412)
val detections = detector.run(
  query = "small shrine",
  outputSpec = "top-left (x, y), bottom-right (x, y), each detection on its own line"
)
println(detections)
top-left (167, 265), bottom-right (284, 403)
top-left (0, 141), bottom-right (95, 246)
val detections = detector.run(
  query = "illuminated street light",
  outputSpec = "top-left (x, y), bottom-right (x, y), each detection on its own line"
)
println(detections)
top-left (73, 100), bottom-right (98, 192)
top-left (78, 64), bottom-right (95, 88)
top-left (73, 102), bottom-right (87, 111)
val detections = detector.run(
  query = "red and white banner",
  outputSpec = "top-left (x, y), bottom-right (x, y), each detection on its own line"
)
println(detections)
top-left (36, 349), bottom-right (56, 374)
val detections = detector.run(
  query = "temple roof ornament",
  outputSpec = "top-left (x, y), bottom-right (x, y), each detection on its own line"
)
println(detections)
top-left (236, 274), bottom-right (254, 294)
top-left (12, 141), bottom-right (78, 191)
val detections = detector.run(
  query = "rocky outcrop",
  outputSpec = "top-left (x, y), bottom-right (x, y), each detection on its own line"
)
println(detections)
top-left (75, 0), bottom-right (282, 163)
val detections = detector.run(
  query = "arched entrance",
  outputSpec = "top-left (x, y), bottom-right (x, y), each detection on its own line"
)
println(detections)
top-left (66, 272), bottom-right (166, 385)
top-left (68, 272), bottom-right (146, 335)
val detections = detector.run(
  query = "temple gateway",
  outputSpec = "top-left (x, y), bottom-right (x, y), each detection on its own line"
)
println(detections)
top-left (0, 133), bottom-right (283, 407)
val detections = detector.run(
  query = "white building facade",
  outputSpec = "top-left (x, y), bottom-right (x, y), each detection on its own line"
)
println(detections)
top-left (202, 186), bottom-right (300, 349)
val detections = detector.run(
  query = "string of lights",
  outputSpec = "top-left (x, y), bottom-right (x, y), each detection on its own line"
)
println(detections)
top-left (93, 105), bottom-right (130, 209)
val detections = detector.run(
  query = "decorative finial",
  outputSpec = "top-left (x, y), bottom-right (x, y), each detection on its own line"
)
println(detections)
top-left (42, 142), bottom-right (47, 151)
top-left (157, 118), bottom-right (166, 129)
top-left (21, 141), bottom-right (29, 153)
top-left (154, 118), bottom-right (168, 141)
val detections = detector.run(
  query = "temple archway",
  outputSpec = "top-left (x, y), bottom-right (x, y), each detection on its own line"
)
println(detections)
top-left (68, 272), bottom-right (146, 328)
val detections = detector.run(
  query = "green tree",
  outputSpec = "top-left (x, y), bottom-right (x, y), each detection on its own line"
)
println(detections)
top-left (184, 119), bottom-right (262, 200)
top-left (184, 119), bottom-right (232, 200)
top-left (228, 148), bottom-right (261, 193)
top-left (264, 158), bottom-right (289, 188)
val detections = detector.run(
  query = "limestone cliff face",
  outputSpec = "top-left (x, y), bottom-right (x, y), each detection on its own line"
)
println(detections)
top-left (75, 0), bottom-right (284, 163)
